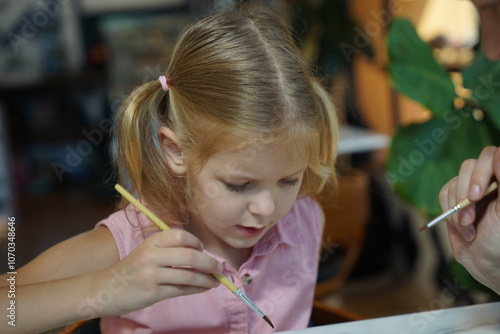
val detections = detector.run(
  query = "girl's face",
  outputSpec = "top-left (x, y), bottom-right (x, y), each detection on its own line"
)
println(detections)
top-left (186, 141), bottom-right (308, 256)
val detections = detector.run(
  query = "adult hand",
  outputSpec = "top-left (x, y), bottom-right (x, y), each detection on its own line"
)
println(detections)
top-left (439, 146), bottom-right (500, 295)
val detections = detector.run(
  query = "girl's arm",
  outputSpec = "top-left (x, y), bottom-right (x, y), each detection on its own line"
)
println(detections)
top-left (0, 227), bottom-right (119, 333)
top-left (13, 226), bottom-right (121, 285)
top-left (0, 227), bottom-right (222, 333)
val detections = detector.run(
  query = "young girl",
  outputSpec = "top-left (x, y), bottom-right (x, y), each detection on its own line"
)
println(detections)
top-left (0, 6), bottom-right (338, 333)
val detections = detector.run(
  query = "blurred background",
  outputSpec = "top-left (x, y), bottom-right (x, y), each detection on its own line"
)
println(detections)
top-left (1, 0), bottom-right (498, 326)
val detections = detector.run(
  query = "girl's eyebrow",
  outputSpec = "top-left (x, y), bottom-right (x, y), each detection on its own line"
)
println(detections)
top-left (221, 167), bottom-right (306, 181)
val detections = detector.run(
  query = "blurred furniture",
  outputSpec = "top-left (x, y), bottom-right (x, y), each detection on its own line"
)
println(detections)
top-left (338, 125), bottom-right (390, 155)
top-left (315, 168), bottom-right (370, 298)
top-left (309, 168), bottom-right (369, 326)
top-left (0, 104), bottom-right (13, 217)
top-left (0, 71), bottom-right (109, 195)
top-left (310, 300), bottom-right (365, 325)
top-left (0, 104), bottom-right (13, 258)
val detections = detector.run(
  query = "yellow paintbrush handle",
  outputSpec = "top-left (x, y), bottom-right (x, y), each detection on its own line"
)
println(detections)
top-left (115, 184), bottom-right (170, 231)
top-left (212, 273), bottom-right (238, 293)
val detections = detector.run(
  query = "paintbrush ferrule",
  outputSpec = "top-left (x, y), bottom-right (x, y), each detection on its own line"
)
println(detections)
top-left (233, 289), bottom-right (274, 328)
top-left (425, 209), bottom-right (453, 229)
top-left (233, 289), bottom-right (265, 317)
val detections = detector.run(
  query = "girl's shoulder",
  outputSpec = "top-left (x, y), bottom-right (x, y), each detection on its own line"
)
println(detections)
top-left (289, 196), bottom-right (323, 228)
top-left (277, 196), bottom-right (324, 246)
top-left (293, 196), bottom-right (322, 212)
top-left (95, 204), bottom-right (159, 260)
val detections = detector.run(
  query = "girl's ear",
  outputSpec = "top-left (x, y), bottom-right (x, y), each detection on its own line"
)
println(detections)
top-left (158, 127), bottom-right (186, 175)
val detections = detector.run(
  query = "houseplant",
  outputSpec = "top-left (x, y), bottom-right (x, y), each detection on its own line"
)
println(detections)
top-left (386, 18), bottom-right (500, 299)
top-left (386, 18), bottom-right (500, 218)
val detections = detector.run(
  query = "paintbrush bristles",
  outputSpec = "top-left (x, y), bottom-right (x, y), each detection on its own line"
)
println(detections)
top-left (263, 315), bottom-right (274, 329)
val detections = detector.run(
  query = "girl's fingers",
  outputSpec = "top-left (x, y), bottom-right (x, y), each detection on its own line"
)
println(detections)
top-left (151, 229), bottom-right (205, 251)
top-left (156, 267), bottom-right (220, 289)
top-left (153, 247), bottom-right (223, 275)
top-left (156, 284), bottom-right (213, 300)
top-left (143, 230), bottom-right (223, 274)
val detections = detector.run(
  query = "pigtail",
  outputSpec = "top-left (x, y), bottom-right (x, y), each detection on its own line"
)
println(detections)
top-left (310, 79), bottom-right (339, 198)
top-left (114, 80), bottom-right (184, 222)
top-left (115, 81), bottom-right (158, 195)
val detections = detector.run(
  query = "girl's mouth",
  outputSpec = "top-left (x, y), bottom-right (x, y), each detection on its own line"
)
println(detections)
top-left (236, 225), bottom-right (265, 238)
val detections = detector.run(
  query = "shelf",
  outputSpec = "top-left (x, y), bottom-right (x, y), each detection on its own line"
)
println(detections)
top-left (0, 70), bottom-right (105, 93)
top-left (0, 104), bottom-right (13, 216)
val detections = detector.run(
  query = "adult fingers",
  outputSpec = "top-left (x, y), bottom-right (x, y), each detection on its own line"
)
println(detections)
top-left (456, 158), bottom-right (476, 204)
top-left (445, 220), bottom-right (468, 263)
top-left (493, 146), bottom-right (500, 183)
top-left (439, 178), bottom-right (454, 212)
top-left (446, 176), bottom-right (459, 226)
top-left (441, 171), bottom-right (477, 241)
top-left (455, 159), bottom-right (477, 229)
top-left (469, 146), bottom-right (497, 201)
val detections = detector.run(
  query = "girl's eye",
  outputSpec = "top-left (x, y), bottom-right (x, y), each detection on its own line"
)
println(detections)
top-left (224, 182), bottom-right (249, 192)
top-left (280, 178), bottom-right (300, 187)
top-left (224, 178), bottom-right (300, 192)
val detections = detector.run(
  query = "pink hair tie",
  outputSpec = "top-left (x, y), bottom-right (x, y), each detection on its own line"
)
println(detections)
top-left (158, 75), bottom-right (169, 91)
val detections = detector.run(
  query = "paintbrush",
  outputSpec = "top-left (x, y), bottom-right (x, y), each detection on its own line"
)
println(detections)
top-left (114, 184), bottom-right (274, 329)
top-left (418, 181), bottom-right (499, 232)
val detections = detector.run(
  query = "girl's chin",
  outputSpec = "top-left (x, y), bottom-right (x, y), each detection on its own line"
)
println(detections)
top-left (224, 232), bottom-right (264, 249)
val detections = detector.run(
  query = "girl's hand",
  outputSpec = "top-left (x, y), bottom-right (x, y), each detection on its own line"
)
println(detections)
top-left (438, 146), bottom-right (500, 295)
top-left (97, 228), bottom-right (222, 316)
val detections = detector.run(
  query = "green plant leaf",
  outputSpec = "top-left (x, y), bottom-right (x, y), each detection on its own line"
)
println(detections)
top-left (388, 18), bottom-right (456, 116)
top-left (387, 113), bottom-right (500, 217)
top-left (386, 19), bottom-right (500, 218)
top-left (462, 51), bottom-right (500, 129)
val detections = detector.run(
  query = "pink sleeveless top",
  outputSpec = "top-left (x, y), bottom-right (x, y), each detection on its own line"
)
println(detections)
top-left (95, 197), bottom-right (322, 333)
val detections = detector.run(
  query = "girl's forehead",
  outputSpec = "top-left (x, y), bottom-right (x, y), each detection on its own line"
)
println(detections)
top-left (219, 129), bottom-right (314, 154)
top-left (207, 138), bottom-right (310, 170)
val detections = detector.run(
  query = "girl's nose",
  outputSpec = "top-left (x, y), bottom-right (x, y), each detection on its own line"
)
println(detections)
top-left (248, 190), bottom-right (275, 218)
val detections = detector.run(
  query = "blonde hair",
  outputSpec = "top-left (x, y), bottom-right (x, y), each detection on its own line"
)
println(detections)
top-left (114, 6), bottom-right (338, 224)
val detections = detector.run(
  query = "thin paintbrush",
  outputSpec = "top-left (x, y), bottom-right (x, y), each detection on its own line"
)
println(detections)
top-left (114, 184), bottom-right (274, 329)
top-left (418, 181), bottom-right (499, 232)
